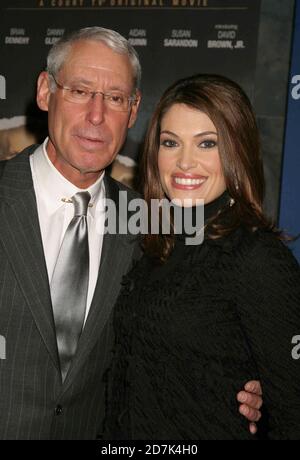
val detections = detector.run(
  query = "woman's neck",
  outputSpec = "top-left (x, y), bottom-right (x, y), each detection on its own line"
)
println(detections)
top-left (173, 191), bottom-right (230, 238)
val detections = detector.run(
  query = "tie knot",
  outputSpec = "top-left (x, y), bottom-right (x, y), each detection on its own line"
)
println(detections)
top-left (72, 191), bottom-right (91, 217)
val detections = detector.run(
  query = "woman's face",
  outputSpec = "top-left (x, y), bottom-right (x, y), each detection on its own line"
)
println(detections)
top-left (158, 103), bottom-right (226, 205)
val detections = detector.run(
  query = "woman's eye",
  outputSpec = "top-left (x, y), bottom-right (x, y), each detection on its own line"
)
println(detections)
top-left (199, 140), bottom-right (217, 148)
top-left (160, 139), bottom-right (178, 148)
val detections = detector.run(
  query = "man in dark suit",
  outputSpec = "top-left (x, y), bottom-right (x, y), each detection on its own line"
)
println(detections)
top-left (0, 27), bottom-right (262, 439)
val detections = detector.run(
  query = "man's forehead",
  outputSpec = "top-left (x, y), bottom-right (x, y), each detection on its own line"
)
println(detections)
top-left (64, 41), bottom-right (128, 68)
top-left (60, 41), bottom-right (133, 85)
top-left (63, 61), bottom-right (122, 77)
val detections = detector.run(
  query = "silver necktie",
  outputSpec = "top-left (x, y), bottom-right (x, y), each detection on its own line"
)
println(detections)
top-left (51, 191), bottom-right (91, 381)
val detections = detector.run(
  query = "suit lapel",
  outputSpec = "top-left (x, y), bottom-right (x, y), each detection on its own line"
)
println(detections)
top-left (61, 176), bottom-right (138, 390)
top-left (0, 148), bottom-right (60, 371)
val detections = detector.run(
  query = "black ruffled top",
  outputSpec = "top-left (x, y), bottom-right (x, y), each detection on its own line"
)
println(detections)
top-left (103, 193), bottom-right (300, 440)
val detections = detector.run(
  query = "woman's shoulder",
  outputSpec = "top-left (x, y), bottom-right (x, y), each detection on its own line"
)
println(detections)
top-left (206, 225), bottom-right (299, 276)
top-left (239, 227), bottom-right (298, 266)
top-left (224, 227), bottom-right (300, 290)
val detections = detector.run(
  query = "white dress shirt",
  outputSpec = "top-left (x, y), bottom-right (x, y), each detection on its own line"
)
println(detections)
top-left (30, 138), bottom-right (106, 323)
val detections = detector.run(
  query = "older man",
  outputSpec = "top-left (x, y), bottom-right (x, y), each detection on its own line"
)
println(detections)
top-left (0, 27), bottom-right (261, 439)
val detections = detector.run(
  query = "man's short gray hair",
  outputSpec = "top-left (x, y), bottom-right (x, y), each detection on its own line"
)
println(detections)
top-left (46, 26), bottom-right (141, 91)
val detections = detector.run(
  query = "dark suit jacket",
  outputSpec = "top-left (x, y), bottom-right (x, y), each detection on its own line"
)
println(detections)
top-left (0, 145), bottom-right (141, 439)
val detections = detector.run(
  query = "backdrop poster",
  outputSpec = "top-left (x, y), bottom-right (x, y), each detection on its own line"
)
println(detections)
top-left (279, 0), bottom-right (300, 262)
top-left (0, 0), bottom-right (261, 162)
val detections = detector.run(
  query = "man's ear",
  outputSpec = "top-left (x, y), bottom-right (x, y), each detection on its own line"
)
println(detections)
top-left (128, 90), bottom-right (142, 129)
top-left (36, 71), bottom-right (51, 112)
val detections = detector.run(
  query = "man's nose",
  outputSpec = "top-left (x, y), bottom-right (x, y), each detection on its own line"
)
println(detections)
top-left (87, 93), bottom-right (105, 125)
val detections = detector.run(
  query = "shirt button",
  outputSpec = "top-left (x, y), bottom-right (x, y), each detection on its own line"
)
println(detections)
top-left (55, 405), bottom-right (63, 416)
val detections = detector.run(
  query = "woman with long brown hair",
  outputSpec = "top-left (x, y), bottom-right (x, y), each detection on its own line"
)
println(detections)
top-left (105, 74), bottom-right (300, 439)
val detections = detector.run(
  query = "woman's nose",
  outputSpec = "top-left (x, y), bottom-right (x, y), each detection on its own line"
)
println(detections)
top-left (176, 149), bottom-right (197, 171)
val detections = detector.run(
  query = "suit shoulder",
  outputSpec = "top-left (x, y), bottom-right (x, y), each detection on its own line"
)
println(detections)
top-left (0, 145), bottom-right (38, 187)
top-left (105, 175), bottom-right (141, 200)
top-left (0, 144), bottom-right (38, 173)
top-left (0, 160), bottom-right (7, 179)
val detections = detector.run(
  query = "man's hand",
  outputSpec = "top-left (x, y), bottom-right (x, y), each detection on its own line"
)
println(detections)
top-left (237, 380), bottom-right (263, 434)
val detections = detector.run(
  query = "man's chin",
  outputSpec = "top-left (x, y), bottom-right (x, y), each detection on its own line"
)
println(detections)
top-left (72, 152), bottom-right (109, 175)
top-left (75, 164), bottom-right (104, 176)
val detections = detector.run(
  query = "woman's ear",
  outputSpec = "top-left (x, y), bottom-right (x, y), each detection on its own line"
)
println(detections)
top-left (36, 71), bottom-right (51, 112)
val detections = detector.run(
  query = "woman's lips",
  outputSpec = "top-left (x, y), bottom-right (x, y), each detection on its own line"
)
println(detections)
top-left (171, 174), bottom-right (207, 190)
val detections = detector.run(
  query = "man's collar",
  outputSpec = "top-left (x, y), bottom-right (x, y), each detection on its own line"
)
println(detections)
top-left (31, 138), bottom-right (105, 216)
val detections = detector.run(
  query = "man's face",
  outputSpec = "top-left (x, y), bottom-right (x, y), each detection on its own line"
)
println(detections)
top-left (37, 40), bottom-right (140, 188)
